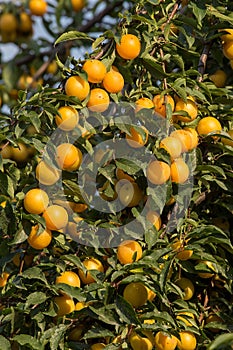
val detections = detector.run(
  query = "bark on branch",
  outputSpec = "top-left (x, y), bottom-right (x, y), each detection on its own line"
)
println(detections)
top-left (1, 0), bottom-right (124, 72)
top-left (197, 42), bottom-right (212, 82)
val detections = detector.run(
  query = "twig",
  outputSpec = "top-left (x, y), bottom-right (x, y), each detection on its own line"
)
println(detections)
top-left (159, 48), bottom-right (168, 90)
top-left (194, 191), bottom-right (207, 206)
top-left (19, 256), bottom-right (25, 274)
top-left (63, 0), bottom-right (124, 55)
top-left (78, 0), bottom-right (124, 33)
top-left (0, 141), bottom-right (10, 150)
top-left (91, 40), bottom-right (113, 60)
top-left (167, 2), bottom-right (180, 24)
top-left (28, 60), bottom-right (53, 89)
top-left (197, 42), bottom-right (212, 82)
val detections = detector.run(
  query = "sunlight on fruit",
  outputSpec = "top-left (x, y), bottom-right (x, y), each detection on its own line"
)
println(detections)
top-left (55, 271), bottom-right (81, 288)
top-left (78, 257), bottom-right (104, 284)
top-left (116, 34), bottom-right (141, 60)
top-left (0, 272), bottom-right (10, 288)
top-left (117, 240), bottom-right (142, 264)
top-left (175, 277), bottom-right (195, 300)
top-left (209, 69), bottom-right (227, 88)
top-left (123, 282), bottom-right (148, 308)
top-left (154, 331), bottom-right (177, 350)
top-left (54, 295), bottom-right (75, 317)
top-left (177, 331), bottom-right (197, 350)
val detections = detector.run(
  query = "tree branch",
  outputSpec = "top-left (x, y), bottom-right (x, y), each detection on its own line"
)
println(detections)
top-left (197, 42), bottom-right (212, 82)
top-left (78, 0), bottom-right (124, 33)
top-left (0, 0), bottom-right (124, 73)
top-left (167, 2), bottom-right (180, 23)
top-left (159, 48), bottom-right (168, 90)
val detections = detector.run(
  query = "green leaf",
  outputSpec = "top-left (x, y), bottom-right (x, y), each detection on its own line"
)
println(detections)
top-left (63, 179), bottom-right (85, 200)
top-left (115, 159), bottom-right (141, 175)
top-left (22, 214), bottom-right (46, 228)
top-left (115, 295), bottom-right (140, 325)
top-left (25, 292), bottom-right (48, 308)
top-left (142, 54), bottom-right (168, 77)
top-left (98, 164), bottom-right (116, 183)
top-left (61, 254), bottom-right (83, 269)
top-left (195, 164), bottom-right (226, 178)
top-left (92, 36), bottom-right (106, 50)
top-left (146, 184), bottom-right (167, 214)
top-left (191, 2), bottom-right (207, 27)
top-left (54, 284), bottom-right (83, 299)
top-left (155, 310), bottom-right (177, 327)
top-left (88, 305), bottom-right (120, 326)
top-left (54, 31), bottom-right (93, 46)
top-left (213, 179), bottom-right (229, 191)
top-left (114, 116), bottom-right (132, 134)
top-left (159, 260), bottom-right (173, 290)
top-left (22, 267), bottom-right (48, 284)
top-left (0, 207), bottom-right (13, 237)
top-left (120, 274), bottom-right (148, 285)
top-left (145, 228), bottom-right (159, 250)
top-left (208, 333), bottom-right (233, 350)
top-left (205, 321), bottom-right (228, 332)
top-left (146, 0), bottom-right (160, 4)
top-left (172, 86), bottom-right (187, 101)
top-left (142, 248), bottom-right (171, 266)
top-left (207, 6), bottom-right (233, 25)
top-left (185, 35), bottom-right (195, 49)
top-left (9, 226), bottom-right (28, 245)
top-left (31, 138), bottom-right (46, 153)
top-left (50, 324), bottom-right (68, 350)
top-left (13, 335), bottom-right (42, 350)
top-left (0, 335), bottom-right (11, 350)
top-left (83, 326), bottom-right (114, 340)
top-left (0, 172), bottom-right (14, 198)
top-left (172, 55), bottom-right (185, 73)
top-left (2, 62), bottom-right (18, 90)
top-left (220, 200), bottom-right (233, 214)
